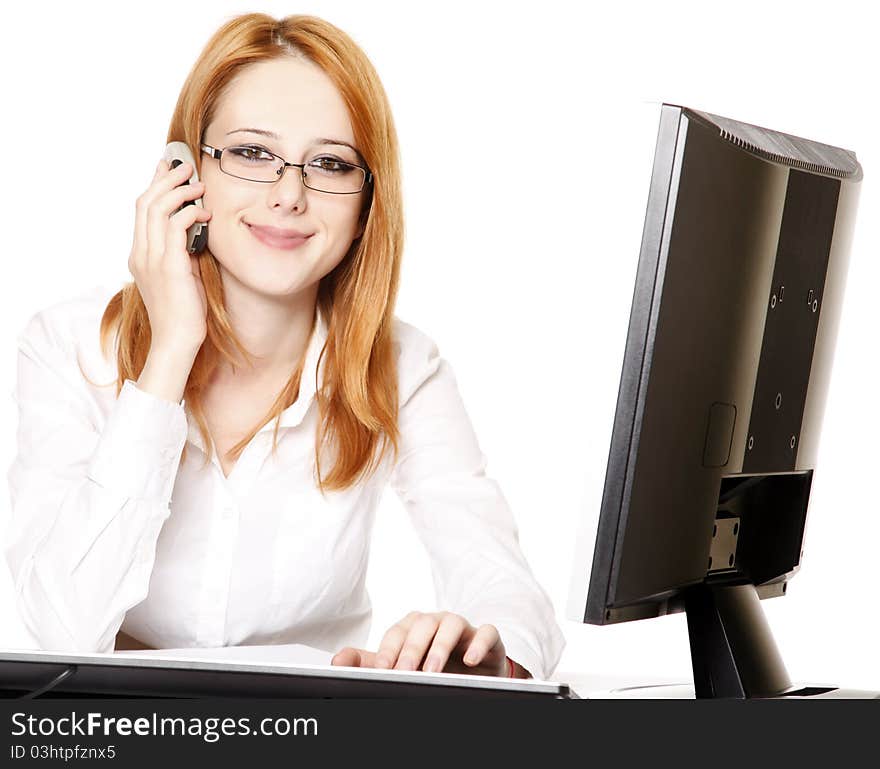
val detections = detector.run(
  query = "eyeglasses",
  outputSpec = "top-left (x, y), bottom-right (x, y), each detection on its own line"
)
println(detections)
top-left (200, 143), bottom-right (373, 194)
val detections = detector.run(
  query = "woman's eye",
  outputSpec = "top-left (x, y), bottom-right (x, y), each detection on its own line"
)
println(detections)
top-left (232, 146), bottom-right (273, 162)
top-left (310, 157), bottom-right (351, 173)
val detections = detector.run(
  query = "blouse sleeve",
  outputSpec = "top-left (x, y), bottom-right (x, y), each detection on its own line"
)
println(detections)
top-left (388, 324), bottom-right (566, 680)
top-left (3, 309), bottom-right (188, 653)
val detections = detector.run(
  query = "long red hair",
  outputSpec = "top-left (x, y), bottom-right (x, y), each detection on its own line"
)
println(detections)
top-left (93, 13), bottom-right (403, 493)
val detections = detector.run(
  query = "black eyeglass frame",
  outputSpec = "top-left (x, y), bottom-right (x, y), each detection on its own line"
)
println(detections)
top-left (200, 143), bottom-right (373, 194)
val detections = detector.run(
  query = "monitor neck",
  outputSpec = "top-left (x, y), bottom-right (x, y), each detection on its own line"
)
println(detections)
top-left (684, 582), bottom-right (792, 698)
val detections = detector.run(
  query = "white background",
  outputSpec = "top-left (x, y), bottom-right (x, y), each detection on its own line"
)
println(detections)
top-left (0, 0), bottom-right (877, 692)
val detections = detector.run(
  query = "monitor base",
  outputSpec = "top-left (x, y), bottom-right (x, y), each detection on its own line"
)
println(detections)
top-left (593, 683), bottom-right (880, 699)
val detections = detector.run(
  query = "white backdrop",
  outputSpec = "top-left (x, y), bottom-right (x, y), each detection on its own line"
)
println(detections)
top-left (1, 0), bottom-right (877, 691)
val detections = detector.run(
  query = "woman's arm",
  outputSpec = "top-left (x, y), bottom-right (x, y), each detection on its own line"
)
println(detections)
top-left (4, 308), bottom-right (191, 653)
top-left (387, 322), bottom-right (566, 681)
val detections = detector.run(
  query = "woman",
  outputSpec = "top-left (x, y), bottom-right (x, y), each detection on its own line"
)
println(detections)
top-left (3, 13), bottom-right (565, 680)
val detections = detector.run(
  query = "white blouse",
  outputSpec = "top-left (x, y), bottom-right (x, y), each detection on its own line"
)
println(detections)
top-left (3, 284), bottom-right (565, 680)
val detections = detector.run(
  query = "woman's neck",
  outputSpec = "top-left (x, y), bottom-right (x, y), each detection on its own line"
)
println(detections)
top-left (216, 272), bottom-right (319, 384)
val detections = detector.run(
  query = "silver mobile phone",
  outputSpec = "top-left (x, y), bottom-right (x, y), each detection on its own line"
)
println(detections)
top-left (163, 141), bottom-right (208, 255)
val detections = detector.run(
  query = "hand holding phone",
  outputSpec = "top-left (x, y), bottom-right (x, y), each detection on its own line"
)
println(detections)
top-left (127, 143), bottom-right (213, 355)
top-left (164, 142), bottom-right (209, 255)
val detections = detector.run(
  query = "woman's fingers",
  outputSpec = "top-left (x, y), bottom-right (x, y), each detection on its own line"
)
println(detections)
top-left (422, 613), bottom-right (468, 673)
top-left (375, 611), bottom-right (470, 672)
top-left (462, 624), bottom-right (502, 666)
top-left (374, 612), bottom-right (418, 669)
top-left (165, 202), bottom-right (210, 264)
top-left (134, 161), bottom-right (199, 268)
top-left (128, 153), bottom-right (211, 353)
top-left (393, 613), bottom-right (444, 671)
top-left (330, 647), bottom-right (377, 668)
top-left (145, 176), bottom-right (205, 270)
top-left (332, 616), bottom-right (508, 677)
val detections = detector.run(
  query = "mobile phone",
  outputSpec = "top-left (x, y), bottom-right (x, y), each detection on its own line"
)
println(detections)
top-left (163, 141), bottom-right (208, 255)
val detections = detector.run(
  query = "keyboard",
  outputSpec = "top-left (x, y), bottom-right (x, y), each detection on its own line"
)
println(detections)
top-left (0, 650), bottom-right (575, 699)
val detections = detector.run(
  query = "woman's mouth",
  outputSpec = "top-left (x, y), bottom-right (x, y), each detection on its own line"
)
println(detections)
top-left (246, 223), bottom-right (313, 250)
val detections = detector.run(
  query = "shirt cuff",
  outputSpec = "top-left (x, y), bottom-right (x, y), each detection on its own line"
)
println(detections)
top-left (85, 379), bottom-right (188, 503)
top-left (492, 623), bottom-right (547, 681)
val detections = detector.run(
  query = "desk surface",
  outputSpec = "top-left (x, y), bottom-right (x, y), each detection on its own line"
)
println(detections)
top-left (553, 670), bottom-right (692, 698)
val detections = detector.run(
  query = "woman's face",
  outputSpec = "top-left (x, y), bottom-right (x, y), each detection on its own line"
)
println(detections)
top-left (200, 56), bottom-right (368, 301)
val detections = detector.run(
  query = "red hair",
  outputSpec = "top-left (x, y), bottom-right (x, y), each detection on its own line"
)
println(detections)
top-left (92, 14), bottom-right (403, 493)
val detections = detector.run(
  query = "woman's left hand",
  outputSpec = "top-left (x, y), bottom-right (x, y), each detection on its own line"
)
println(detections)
top-left (331, 611), bottom-right (507, 676)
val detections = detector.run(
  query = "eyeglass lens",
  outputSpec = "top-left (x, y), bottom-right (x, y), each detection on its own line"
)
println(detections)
top-left (220, 145), bottom-right (365, 193)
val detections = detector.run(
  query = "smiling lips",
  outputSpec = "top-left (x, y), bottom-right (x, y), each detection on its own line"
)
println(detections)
top-left (246, 222), bottom-right (313, 250)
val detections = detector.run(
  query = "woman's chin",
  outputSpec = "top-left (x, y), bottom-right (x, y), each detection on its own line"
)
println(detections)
top-left (217, 264), bottom-right (310, 300)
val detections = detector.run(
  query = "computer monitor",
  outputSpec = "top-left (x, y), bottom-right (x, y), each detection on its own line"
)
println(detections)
top-left (567, 103), bottom-right (877, 698)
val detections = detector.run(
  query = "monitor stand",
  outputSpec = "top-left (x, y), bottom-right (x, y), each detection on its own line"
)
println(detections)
top-left (592, 583), bottom-right (878, 698)
top-left (644, 582), bottom-right (878, 699)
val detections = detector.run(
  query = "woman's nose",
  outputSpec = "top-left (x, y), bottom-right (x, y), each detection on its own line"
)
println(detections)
top-left (270, 164), bottom-right (309, 208)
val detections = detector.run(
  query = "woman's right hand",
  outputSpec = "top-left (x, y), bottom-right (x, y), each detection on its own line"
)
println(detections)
top-left (129, 158), bottom-right (213, 355)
